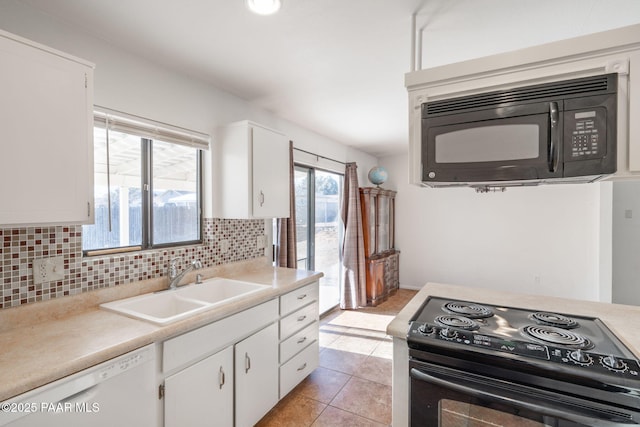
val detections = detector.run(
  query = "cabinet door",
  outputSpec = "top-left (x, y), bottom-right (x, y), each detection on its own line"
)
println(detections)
top-left (389, 196), bottom-right (395, 249)
top-left (377, 195), bottom-right (390, 252)
top-left (164, 346), bottom-right (233, 427)
top-left (0, 31), bottom-right (93, 226)
top-left (251, 125), bottom-right (290, 218)
top-left (235, 322), bottom-right (279, 427)
top-left (366, 258), bottom-right (386, 305)
top-left (369, 193), bottom-right (377, 255)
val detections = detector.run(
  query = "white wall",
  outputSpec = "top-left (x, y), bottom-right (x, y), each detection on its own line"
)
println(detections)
top-left (381, 153), bottom-right (611, 302)
top-left (0, 0), bottom-right (377, 213)
top-left (612, 181), bottom-right (640, 305)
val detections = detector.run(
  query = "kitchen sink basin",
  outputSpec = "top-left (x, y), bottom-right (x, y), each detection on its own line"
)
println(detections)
top-left (177, 278), bottom-right (268, 305)
top-left (100, 277), bottom-right (269, 325)
top-left (100, 291), bottom-right (210, 325)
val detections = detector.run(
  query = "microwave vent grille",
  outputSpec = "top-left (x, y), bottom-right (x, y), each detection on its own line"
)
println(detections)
top-left (425, 75), bottom-right (612, 116)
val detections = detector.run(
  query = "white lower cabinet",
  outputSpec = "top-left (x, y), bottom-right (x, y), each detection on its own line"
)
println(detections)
top-left (280, 341), bottom-right (319, 398)
top-left (160, 299), bottom-right (279, 427)
top-left (280, 321), bottom-right (319, 364)
top-left (164, 323), bottom-right (278, 427)
top-left (158, 283), bottom-right (320, 427)
top-left (164, 346), bottom-right (233, 427)
top-left (278, 282), bottom-right (320, 399)
top-left (235, 323), bottom-right (279, 427)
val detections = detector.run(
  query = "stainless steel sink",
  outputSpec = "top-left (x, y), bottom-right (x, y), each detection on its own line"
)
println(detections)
top-left (100, 277), bottom-right (269, 325)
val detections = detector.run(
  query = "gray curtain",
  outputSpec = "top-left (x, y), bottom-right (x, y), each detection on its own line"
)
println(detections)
top-left (340, 162), bottom-right (366, 309)
top-left (276, 141), bottom-right (297, 268)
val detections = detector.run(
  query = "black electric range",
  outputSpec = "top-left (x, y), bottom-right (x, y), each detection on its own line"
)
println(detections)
top-left (408, 297), bottom-right (640, 381)
top-left (407, 297), bottom-right (640, 426)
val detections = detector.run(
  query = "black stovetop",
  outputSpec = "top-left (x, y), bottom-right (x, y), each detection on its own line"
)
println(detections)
top-left (410, 297), bottom-right (632, 356)
top-left (407, 297), bottom-right (640, 382)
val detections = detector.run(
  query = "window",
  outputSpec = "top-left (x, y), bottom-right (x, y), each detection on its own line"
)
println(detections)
top-left (82, 108), bottom-right (210, 255)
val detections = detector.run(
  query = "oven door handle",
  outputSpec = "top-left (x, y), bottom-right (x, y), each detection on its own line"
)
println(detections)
top-left (410, 367), bottom-right (637, 426)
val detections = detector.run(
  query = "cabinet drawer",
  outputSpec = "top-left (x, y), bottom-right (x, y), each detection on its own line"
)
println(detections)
top-left (280, 301), bottom-right (318, 341)
top-left (280, 282), bottom-right (319, 316)
top-left (280, 321), bottom-right (318, 364)
top-left (279, 341), bottom-right (319, 399)
top-left (163, 299), bottom-right (278, 373)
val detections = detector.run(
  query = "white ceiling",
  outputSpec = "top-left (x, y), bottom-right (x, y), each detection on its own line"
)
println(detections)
top-left (20, 0), bottom-right (640, 157)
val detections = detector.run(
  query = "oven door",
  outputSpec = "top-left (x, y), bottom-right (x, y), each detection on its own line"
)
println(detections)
top-left (421, 101), bottom-right (562, 184)
top-left (410, 359), bottom-right (640, 427)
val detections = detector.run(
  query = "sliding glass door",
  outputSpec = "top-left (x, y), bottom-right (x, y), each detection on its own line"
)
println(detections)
top-left (295, 165), bottom-right (343, 314)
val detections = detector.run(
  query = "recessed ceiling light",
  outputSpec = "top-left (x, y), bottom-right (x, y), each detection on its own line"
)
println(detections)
top-left (246, 0), bottom-right (281, 15)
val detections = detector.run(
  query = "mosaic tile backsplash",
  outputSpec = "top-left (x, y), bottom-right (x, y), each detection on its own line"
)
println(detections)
top-left (0, 218), bottom-right (266, 309)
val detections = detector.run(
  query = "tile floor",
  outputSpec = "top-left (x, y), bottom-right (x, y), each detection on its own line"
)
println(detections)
top-left (257, 289), bottom-right (418, 427)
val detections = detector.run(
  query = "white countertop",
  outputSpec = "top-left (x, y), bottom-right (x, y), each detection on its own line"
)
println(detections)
top-left (0, 258), bottom-right (323, 401)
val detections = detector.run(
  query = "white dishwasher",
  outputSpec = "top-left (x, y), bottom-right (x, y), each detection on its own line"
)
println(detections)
top-left (0, 344), bottom-right (157, 427)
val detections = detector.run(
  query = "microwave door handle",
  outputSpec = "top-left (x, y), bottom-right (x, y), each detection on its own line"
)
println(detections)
top-left (549, 102), bottom-right (559, 172)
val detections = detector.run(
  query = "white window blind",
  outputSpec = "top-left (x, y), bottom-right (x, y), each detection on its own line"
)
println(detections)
top-left (94, 106), bottom-right (210, 150)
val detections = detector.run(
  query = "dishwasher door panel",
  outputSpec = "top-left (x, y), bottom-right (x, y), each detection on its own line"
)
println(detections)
top-left (1, 344), bottom-right (157, 427)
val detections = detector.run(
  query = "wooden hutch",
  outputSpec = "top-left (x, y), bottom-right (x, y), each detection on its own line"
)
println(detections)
top-left (359, 187), bottom-right (399, 306)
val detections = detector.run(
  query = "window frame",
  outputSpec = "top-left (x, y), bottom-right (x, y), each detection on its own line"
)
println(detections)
top-left (147, 138), bottom-right (204, 250)
top-left (83, 109), bottom-right (208, 256)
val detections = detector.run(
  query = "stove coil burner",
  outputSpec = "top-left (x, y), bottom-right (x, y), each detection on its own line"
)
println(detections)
top-left (529, 312), bottom-right (578, 329)
top-left (521, 325), bottom-right (594, 350)
top-left (442, 302), bottom-right (494, 319)
top-left (435, 315), bottom-right (479, 331)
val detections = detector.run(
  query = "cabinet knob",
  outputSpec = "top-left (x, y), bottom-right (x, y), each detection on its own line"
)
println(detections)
top-left (297, 336), bottom-right (307, 344)
top-left (297, 362), bottom-right (307, 372)
top-left (297, 315), bottom-right (307, 322)
top-left (259, 190), bottom-right (265, 207)
top-left (297, 294), bottom-right (307, 300)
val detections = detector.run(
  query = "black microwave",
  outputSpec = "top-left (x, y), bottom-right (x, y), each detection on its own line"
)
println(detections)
top-left (421, 73), bottom-right (618, 189)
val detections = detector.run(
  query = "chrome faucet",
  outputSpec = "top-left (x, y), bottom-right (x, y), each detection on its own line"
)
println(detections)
top-left (168, 257), bottom-right (203, 290)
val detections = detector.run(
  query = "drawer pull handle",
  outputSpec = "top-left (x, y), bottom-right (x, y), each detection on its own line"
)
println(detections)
top-left (297, 362), bottom-right (307, 372)
top-left (297, 315), bottom-right (307, 322)
top-left (219, 366), bottom-right (225, 389)
top-left (245, 352), bottom-right (251, 374)
top-left (297, 294), bottom-right (307, 300)
top-left (297, 337), bottom-right (307, 344)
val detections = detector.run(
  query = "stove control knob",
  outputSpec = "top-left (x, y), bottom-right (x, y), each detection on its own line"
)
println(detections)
top-left (601, 355), bottom-right (627, 372)
top-left (440, 328), bottom-right (458, 339)
top-left (418, 324), bottom-right (434, 335)
top-left (568, 350), bottom-right (592, 365)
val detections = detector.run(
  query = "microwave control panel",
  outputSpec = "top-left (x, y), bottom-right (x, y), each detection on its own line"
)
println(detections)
top-left (565, 107), bottom-right (606, 161)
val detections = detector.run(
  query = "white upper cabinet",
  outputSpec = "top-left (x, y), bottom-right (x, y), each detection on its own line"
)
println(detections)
top-left (405, 23), bottom-right (640, 184)
top-left (214, 120), bottom-right (290, 219)
top-left (0, 30), bottom-right (94, 226)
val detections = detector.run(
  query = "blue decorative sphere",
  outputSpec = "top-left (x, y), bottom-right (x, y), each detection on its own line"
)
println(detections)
top-left (368, 166), bottom-right (388, 186)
